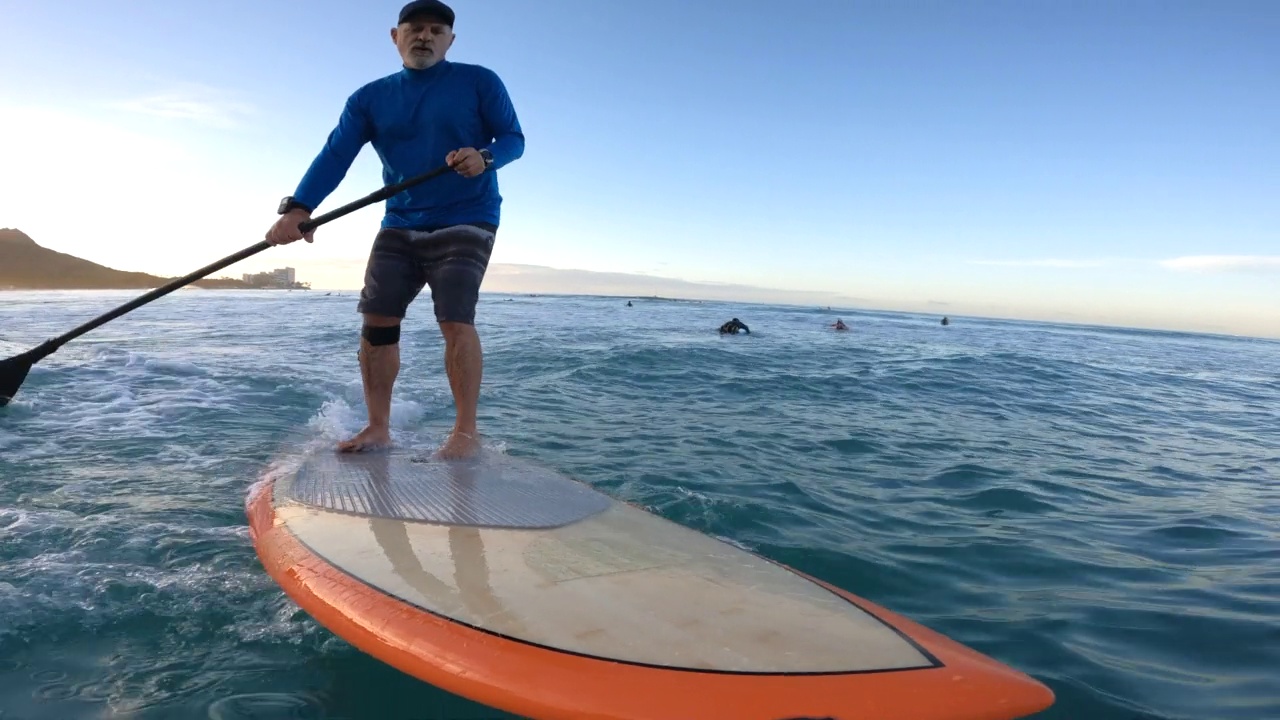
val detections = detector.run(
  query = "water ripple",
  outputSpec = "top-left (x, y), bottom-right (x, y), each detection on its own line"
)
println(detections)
top-left (1, 291), bottom-right (1277, 720)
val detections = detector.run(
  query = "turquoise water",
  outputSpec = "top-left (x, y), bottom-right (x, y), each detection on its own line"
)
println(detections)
top-left (1, 289), bottom-right (1277, 720)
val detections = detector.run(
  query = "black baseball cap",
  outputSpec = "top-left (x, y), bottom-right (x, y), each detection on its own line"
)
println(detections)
top-left (398, 0), bottom-right (454, 26)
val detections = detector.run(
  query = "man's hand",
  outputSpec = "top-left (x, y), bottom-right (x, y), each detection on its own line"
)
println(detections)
top-left (265, 209), bottom-right (315, 245)
top-left (446, 147), bottom-right (486, 178)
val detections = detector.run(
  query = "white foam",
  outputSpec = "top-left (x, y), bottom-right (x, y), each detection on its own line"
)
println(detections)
top-left (0, 506), bottom-right (78, 532)
top-left (714, 534), bottom-right (757, 552)
top-left (7, 349), bottom-right (247, 450)
top-left (0, 436), bottom-right (66, 461)
top-left (389, 398), bottom-right (428, 427)
top-left (306, 395), bottom-right (435, 439)
top-left (0, 507), bottom-right (34, 532)
top-left (140, 357), bottom-right (207, 376)
top-left (306, 398), bottom-right (363, 439)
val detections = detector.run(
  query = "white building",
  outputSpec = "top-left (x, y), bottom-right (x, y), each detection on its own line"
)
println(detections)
top-left (241, 267), bottom-right (300, 288)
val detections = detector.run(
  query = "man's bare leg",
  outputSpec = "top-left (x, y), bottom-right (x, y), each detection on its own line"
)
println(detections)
top-left (338, 314), bottom-right (401, 452)
top-left (434, 320), bottom-right (483, 459)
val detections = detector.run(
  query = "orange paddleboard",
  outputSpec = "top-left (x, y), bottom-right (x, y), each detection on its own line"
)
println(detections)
top-left (247, 447), bottom-right (1054, 720)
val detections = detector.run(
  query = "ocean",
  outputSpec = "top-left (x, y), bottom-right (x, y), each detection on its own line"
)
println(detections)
top-left (0, 289), bottom-right (1276, 720)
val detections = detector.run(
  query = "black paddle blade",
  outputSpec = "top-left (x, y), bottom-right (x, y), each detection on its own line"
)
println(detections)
top-left (0, 350), bottom-right (37, 407)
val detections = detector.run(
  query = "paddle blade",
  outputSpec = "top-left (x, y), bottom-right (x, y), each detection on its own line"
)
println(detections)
top-left (0, 351), bottom-right (36, 407)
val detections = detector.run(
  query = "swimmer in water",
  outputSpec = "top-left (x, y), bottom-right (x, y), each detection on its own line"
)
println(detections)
top-left (719, 318), bottom-right (750, 335)
top-left (832, 319), bottom-right (848, 331)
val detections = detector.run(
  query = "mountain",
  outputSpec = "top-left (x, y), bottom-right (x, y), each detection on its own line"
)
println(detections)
top-left (0, 229), bottom-right (249, 290)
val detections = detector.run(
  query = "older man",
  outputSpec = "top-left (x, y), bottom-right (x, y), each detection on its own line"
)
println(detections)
top-left (265, 0), bottom-right (525, 459)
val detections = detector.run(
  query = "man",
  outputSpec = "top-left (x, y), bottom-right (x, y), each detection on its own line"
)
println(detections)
top-left (265, 0), bottom-right (525, 459)
top-left (718, 318), bottom-right (750, 335)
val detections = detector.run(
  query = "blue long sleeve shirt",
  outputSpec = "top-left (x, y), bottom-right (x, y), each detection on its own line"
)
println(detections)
top-left (292, 60), bottom-right (525, 229)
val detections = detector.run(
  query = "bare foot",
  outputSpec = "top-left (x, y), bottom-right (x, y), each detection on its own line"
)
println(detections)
top-left (433, 431), bottom-right (480, 460)
top-left (337, 425), bottom-right (392, 453)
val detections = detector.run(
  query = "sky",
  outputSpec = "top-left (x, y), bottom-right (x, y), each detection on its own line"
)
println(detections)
top-left (1, 0), bottom-right (1277, 338)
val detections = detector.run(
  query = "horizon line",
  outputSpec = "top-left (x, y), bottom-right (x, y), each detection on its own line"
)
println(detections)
top-left (5, 284), bottom-right (1274, 344)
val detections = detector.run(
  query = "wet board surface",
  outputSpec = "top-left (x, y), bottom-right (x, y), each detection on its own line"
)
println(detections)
top-left (248, 447), bottom-right (1055, 720)
top-left (286, 449), bottom-right (612, 528)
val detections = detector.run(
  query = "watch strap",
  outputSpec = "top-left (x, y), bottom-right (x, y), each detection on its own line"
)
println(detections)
top-left (278, 196), bottom-right (312, 215)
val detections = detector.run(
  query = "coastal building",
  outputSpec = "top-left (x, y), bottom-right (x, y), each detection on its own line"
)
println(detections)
top-left (241, 267), bottom-right (308, 289)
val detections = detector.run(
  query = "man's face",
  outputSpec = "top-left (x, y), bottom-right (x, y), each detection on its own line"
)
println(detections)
top-left (391, 18), bottom-right (454, 70)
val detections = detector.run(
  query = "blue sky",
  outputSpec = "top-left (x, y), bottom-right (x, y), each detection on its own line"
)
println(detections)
top-left (2, 0), bottom-right (1277, 337)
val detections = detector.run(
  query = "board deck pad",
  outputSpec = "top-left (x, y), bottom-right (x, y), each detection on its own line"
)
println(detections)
top-left (285, 448), bottom-right (613, 528)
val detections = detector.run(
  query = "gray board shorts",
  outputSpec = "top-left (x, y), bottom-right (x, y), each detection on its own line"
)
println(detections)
top-left (356, 222), bottom-right (497, 324)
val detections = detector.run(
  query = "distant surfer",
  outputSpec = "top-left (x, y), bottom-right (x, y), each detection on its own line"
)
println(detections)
top-left (832, 319), bottom-right (848, 331)
top-left (264, 0), bottom-right (525, 459)
top-left (719, 318), bottom-right (750, 335)
top-left (941, 316), bottom-right (950, 326)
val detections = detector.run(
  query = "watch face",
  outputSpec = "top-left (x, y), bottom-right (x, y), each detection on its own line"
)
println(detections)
top-left (278, 197), bottom-right (292, 214)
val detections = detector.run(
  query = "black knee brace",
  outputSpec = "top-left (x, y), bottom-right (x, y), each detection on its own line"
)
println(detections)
top-left (362, 324), bottom-right (401, 346)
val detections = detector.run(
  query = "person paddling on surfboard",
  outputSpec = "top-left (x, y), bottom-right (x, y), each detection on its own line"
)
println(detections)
top-left (719, 318), bottom-right (750, 335)
top-left (264, 0), bottom-right (525, 460)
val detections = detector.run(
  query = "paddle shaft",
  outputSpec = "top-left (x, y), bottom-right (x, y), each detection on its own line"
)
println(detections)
top-left (21, 164), bottom-right (454, 363)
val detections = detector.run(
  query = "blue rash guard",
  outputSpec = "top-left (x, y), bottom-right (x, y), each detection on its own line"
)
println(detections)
top-left (292, 60), bottom-right (525, 229)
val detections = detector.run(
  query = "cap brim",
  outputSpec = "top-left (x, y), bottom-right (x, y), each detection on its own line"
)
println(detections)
top-left (401, 13), bottom-right (452, 25)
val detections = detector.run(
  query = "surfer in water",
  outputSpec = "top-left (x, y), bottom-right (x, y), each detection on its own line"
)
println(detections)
top-left (264, 0), bottom-right (525, 459)
top-left (719, 318), bottom-right (750, 335)
top-left (832, 319), bottom-right (848, 331)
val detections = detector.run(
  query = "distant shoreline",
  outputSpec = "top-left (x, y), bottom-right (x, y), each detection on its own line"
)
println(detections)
top-left (0, 228), bottom-right (310, 293)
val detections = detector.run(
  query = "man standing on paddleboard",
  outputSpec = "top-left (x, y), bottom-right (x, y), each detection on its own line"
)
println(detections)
top-left (264, 0), bottom-right (525, 459)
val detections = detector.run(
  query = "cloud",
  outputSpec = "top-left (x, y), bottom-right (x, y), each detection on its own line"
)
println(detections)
top-left (481, 263), bottom-right (870, 306)
top-left (1157, 255), bottom-right (1280, 273)
top-left (969, 255), bottom-right (1280, 275)
top-left (110, 85), bottom-right (254, 128)
top-left (967, 258), bottom-right (1110, 268)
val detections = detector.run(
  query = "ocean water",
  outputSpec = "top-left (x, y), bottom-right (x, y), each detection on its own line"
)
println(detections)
top-left (0, 289), bottom-right (1277, 720)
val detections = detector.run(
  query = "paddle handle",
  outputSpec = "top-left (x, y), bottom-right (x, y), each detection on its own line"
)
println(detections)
top-left (30, 163), bottom-right (455, 360)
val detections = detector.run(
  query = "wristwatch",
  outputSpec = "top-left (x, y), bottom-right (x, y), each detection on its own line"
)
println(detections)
top-left (478, 148), bottom-right (494, 170)
top-left (277, 196), bottom-right (311, 214)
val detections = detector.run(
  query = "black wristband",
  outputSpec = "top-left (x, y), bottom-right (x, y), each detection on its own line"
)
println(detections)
top-left (278, 196), bottom-right (312, 215)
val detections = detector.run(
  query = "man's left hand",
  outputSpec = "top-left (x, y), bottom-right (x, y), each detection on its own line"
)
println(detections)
top-left (446, 148), bottom-right (486, 178)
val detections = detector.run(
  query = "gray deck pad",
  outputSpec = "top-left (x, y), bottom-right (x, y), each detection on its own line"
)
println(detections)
top-left (283, 449), bottom-right (613, 529)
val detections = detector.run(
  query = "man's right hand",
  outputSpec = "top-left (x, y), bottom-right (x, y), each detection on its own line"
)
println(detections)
top-left (265, 209), bottom-right (315, 245)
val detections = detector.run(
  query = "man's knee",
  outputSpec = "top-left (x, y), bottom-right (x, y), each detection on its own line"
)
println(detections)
top-left (437, 320), bottom-right (477, 344)
top-left (362, 314), bottom-right (401, 346)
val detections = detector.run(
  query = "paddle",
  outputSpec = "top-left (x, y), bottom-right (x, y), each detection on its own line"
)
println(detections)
top-left (0, 163), bottom-right (454, 407)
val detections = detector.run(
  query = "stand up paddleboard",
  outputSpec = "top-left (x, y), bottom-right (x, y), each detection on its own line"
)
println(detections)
top-left (246, 447), bottom-right (1054, 720)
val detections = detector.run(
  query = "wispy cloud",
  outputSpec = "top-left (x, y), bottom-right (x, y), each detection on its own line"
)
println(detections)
top-left (110, 85), bottom-right (254, 128)
top-left (482, 263), bottom-right (870, 306)
top-left (1158, 255), bottom-right (1280, 273)
top-left (967, 255), bottom-right (1280, 274)
top-left (967, 258), bottom-right (1111, 268)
